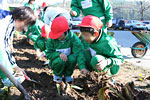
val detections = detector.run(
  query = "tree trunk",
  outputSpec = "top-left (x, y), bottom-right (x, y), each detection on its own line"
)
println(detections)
top-left (63, 0), bottom-right (65, 7)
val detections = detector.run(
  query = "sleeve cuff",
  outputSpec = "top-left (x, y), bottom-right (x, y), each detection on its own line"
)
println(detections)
top-left (106, 19), bottom-right (112, 23)
top-left (78, 65), bottom-right (86, 70)
top-left (107, 58), bottom-right (113, 67)
top-left (12, 64), bottom-right (17, 68)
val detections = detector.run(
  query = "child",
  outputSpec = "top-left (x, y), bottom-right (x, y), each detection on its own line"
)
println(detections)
top-left (70, 0), bottom-right (113, 33)
top-left (38, 2), bottom-right (47, 22)
top-left (43, 7), bottom-right (71, 28)
top-left (25, 0), bottom-right (42, 43)
top-left (26, 19), bottom-right (44, 43)
top-left (24, 0), bottom-right (36, 11)
top-left (77, 15), bottom-right (124, 76)
top-left (34, 25), bottom-right (50, 58)
top-left (0, 7), bottom-right (36, 86)
top-left (46, 16), bottom-right (83, 83)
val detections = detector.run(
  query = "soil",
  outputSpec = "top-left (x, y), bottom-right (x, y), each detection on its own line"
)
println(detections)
top-left (3, 35), bottom-right (150, 100)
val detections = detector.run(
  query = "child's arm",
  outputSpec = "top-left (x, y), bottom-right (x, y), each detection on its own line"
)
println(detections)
top-left (33, 23), bottom-right (41, 36)
top-left (35, 25), bottom-right (41, 36)
top-left (71, 33), bottom-right (84, 57)
top-left (108, 56), bottom-right (124, 67)
top-left (101, 0), bottom-right (113, 23)
top-left (104, 42), bottom-right (124, 67)
top-left (76, 36), bottom-right (91, 70)
top-left (71, 34), bottom-right (88, 70)
top-left (25, 25), bottom-right (31, 38)
top-left (33, 35), bottom-right (41, 50)
top-left (44, 11), bottom-right (51, 25)
top-left (96, 44), bottom-right (123, 72)
top-left (45, 38), bottom-right (61, 60)
top-left (9, 34), bottom-right (14, 53)
top-left (77, 50), bottom-right (87, 70)
top-left (70, 0), bottom-right (81, 17)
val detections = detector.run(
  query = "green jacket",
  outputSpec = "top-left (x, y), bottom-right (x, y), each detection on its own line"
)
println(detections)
top-left (24, 3), bottom-right (36, 11)
top-left (34, 35), bottom-right (47, 52)
top-left (26, 20), bottom-right (43, 39)
top-left (71, 0), bottom-right (113, 23)
top-left (79, 32), bottom-right (124, 70)
top-left (46, 31), bottom-right (83, 61)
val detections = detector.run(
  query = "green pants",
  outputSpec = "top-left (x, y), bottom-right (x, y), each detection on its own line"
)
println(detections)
top-left (50, 55), bottom-right (76, 77)
top-left (82, 50), bottom-right (119, 76)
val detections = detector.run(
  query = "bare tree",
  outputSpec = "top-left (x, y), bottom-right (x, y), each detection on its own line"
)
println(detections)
top-left (113, 6), bottom-right (131, 13)
top-left (63, 0), bottom-right (65, 7)
top-left (8, 0), bottom-right (26, 4)
top-left (138, 0), bottom-right (150, 20)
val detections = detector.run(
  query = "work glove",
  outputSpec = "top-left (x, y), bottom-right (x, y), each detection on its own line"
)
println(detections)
top-left (96, 56), bottom-right (111, 71)
top-left (36, 49), bottom-right (43, 57)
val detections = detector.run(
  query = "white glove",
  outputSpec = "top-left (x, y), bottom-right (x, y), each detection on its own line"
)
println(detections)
top-left (96, 56), bottom-right (111, 71)
top-left (36, 49), bottom-right (42, 57)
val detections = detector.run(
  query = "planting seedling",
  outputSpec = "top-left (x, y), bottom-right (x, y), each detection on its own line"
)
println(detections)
top-left (8, 33), bottom-right (150, 100)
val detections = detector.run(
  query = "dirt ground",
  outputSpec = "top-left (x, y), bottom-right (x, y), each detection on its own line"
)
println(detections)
top-left (5, 35), bottom-right (150, 100)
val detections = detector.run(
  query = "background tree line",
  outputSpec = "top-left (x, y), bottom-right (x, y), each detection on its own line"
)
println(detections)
top-left (8, 0), bottom-right (150, 20)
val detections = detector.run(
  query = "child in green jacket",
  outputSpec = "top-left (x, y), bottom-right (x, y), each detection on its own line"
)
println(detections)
top-left (70, 0), bottom-right (113, 33)
top-left (77, 15), bottom-right (124, 76)
top-left (34, 25), bottom-right (50, 57)
top-left (46, 16), bottom-right (83, 83)
top-left (24, 0), bottom-right (36, 11)
top-left (26, 19), bottom-right (44, 43)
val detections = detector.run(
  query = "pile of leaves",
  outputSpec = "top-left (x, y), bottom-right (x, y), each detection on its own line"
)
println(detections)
top-left (63, 72), bottom-right (150, 100)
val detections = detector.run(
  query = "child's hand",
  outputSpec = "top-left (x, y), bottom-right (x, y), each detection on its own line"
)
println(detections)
top-left (36, 49), bottom-right (42, 57)
top-left (106, 20), bottom-right (113, 28)
top-left (71, 10), bottom-right (77, 16)
top-left (13, 66), bottom-right (24, 76)
top-left (28, 32), bottom-right (32, 37)
top-left (96, 59), bottom-right (107, 71)
top-left (60, 53), bottom-right (68, 62)
top-left (81, 68), bottom-right (89, 74)
top-left (9, 44), bottom-right (14, 53)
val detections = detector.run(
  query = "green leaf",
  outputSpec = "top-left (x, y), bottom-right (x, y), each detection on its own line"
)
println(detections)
top-left (98, 87), bottom-right (107, 100)
top-left (56, 84), bottom-right (61, 95)
top-left (71, 85), bottom-right (83, 90)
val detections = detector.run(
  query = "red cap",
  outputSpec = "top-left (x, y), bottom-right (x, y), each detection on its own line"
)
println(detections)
top-left (49, 16), bottom-right (69, 39)
top-left (41, 25), bottom-right (46, 37)
top-left (42, 2), bottom-right (46, 8)
top-left (77, 15), bottom-right (103, 30)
